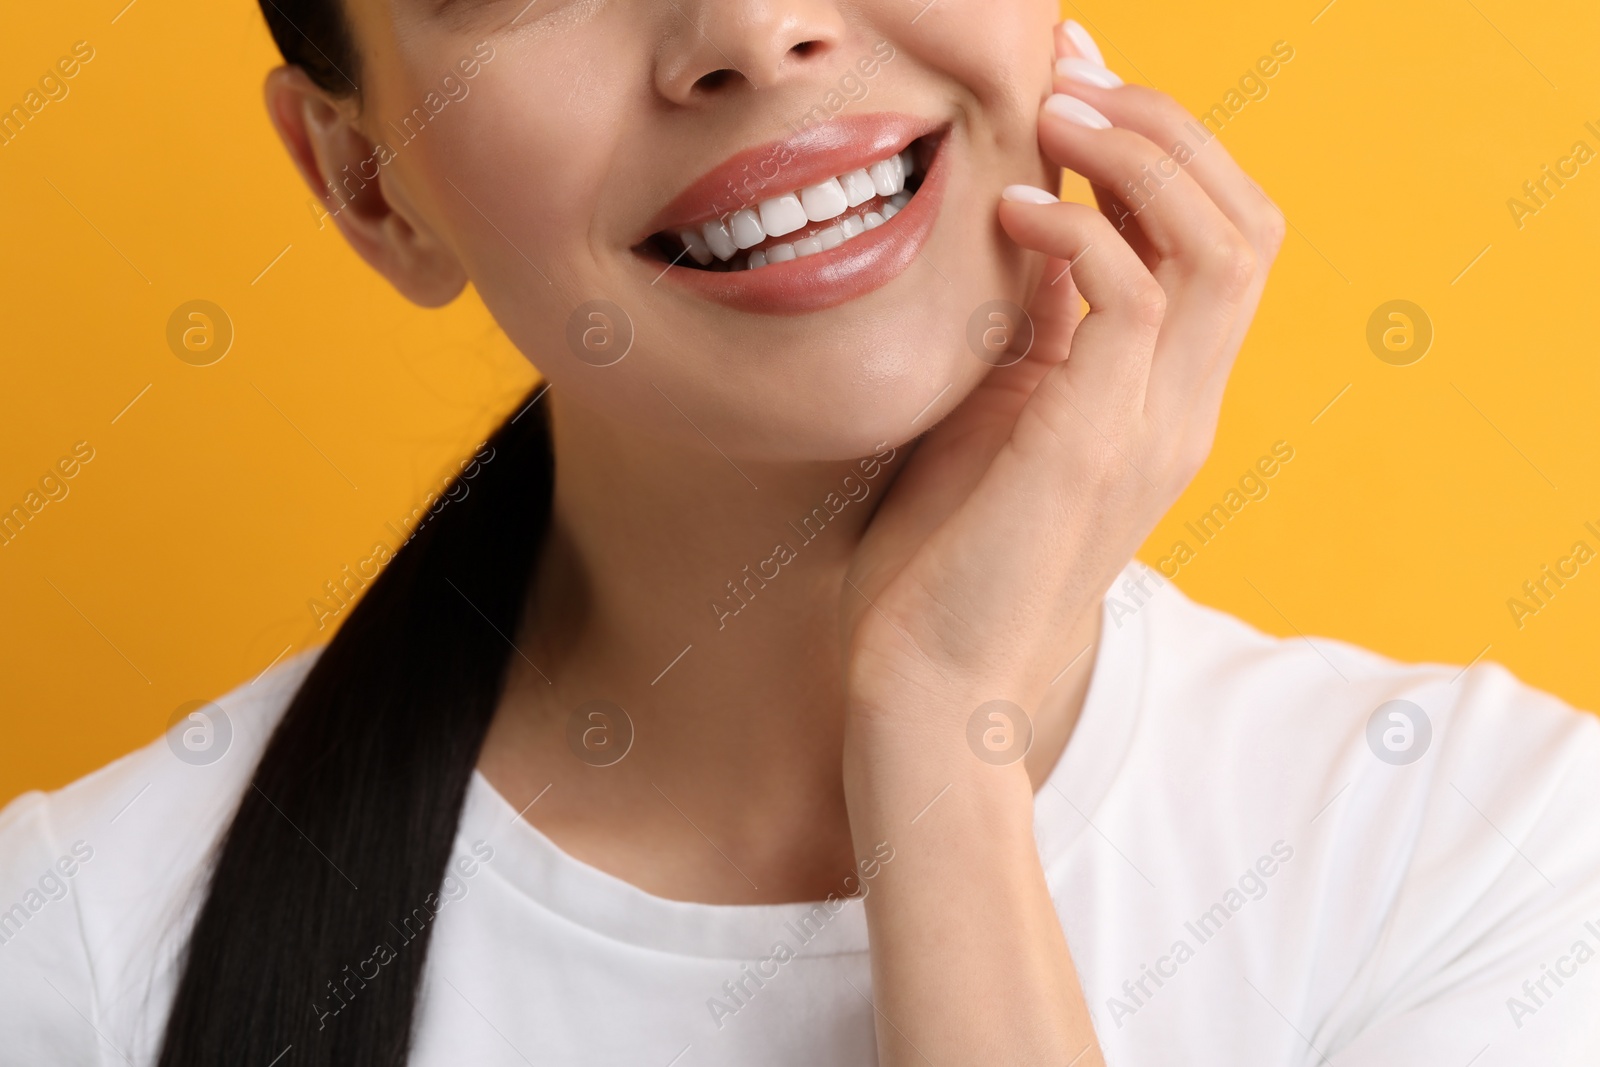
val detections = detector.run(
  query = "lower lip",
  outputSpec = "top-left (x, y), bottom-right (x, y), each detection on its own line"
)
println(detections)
top-left (641, 130), bottom-right (952, 316)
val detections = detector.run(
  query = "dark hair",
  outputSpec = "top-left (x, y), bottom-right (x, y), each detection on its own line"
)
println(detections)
top-left (259, 0), bottom-right (363, 97)
top-left (155, 380), bottom-right (553, 1062)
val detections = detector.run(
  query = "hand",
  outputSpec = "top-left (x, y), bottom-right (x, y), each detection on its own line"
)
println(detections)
top-left (835, 21), bottom-right (1286, 1067)
top-left (841, 27), bottom-right (1285, 744)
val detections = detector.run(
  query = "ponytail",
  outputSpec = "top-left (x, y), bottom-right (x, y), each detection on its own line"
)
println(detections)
top-left (156, 387), bottom-right (554, 1065)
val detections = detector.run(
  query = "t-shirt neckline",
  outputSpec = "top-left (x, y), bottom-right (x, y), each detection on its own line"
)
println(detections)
top-left (460, 562), bottom-right (1152, 959)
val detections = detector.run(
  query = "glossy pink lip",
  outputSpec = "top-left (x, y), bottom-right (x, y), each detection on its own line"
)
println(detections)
top-left (642, 112), bottom-right (943, 235)
top-left (637, 114), bottom-right (952, 315)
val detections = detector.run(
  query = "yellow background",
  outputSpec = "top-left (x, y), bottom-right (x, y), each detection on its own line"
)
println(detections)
top-left (2, 0), bottom-right (1596, 805)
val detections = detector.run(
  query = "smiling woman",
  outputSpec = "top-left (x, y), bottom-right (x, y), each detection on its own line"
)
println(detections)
top-left (3, 2), bottom-right (1600, 1067)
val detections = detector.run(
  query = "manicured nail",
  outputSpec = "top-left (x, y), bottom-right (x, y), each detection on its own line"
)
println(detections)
top-left (1002, 184), bottom-right (1060, 205)
top-left (1044, 93), bottom-right (1112, 130)
top-left (1055, 57), bottom-right (1122, 88)
top-left (1062, 19), bottom-right (1105, 67)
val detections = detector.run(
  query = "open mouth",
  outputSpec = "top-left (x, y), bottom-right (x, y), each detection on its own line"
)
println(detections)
top-left (639, 134), bottom-right (935, 273)
top-left (634, 115), bottom-right (952, 314)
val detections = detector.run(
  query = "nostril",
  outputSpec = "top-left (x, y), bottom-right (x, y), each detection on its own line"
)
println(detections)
top-left (790, 40), bottom-right (824, 58)
top-left (694, 68), bottom-right (737, 92)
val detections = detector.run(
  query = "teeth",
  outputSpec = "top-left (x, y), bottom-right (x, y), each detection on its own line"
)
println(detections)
top-left (800, 178), bottom-right (850, 223)
top-left (701, 218), bottom-right (738, 261)
top-left (729, 208), bottom-right (765, 249)
top-left (665, 141), bottom-right (928, 273)
top-left (758, 193), bottom-right (808, 238)
top-left (868, 158), bottom-right (900, 197)
top-left (677, 228), bottom-right (713, 266)
top-left (840, 169), bottom-right (877, 208)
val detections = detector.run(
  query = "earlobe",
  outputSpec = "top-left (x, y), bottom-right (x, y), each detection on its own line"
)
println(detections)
top-left (262, 65), bottom-right (468, 308)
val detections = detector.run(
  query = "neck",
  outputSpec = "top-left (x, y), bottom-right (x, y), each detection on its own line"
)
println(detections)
top-left (479, 385), bottom-right (1099, 902)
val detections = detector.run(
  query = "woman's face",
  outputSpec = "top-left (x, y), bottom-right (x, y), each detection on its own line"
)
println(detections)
top-left (341, 0), bottom-right (1059, 460)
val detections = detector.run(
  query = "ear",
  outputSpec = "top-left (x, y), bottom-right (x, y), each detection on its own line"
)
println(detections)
top-left (263, 65), bottom-right (468, 308)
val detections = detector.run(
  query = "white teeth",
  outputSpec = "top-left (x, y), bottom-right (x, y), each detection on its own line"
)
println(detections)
top-left (677, 228), bottom-right (713, 265)
top-left (800, 178), bottom-right (850, 223)
top-left (840, 169), bottom-right (877, 208)
top-left (729, 208), bottom-right (765, 249)
top-left (701, 218), bottom-right (738, 261)
top-left (668, 141), bottom-right (928, 272)
top-left (868, 159), bottom-right (899, 197)
top-left (758, 193), bottom-right (808, 238)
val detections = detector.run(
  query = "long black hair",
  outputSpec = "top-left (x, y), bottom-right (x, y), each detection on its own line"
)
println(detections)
top-left (157, 9), bottom-right (550, 1061)
top-left (156, 379), bottom-right (551, 1065)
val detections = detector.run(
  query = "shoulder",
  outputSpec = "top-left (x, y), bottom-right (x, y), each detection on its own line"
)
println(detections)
top-left (1107, 569), bottom-right (1600, 1053)
top-left (0, 648), bottom-right (322, 1064)
top-left (1123, 565), bottom-right (1597, 770)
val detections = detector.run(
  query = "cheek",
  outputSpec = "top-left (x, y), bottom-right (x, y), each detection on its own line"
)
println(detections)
top-left (429, 65), bottom-right (617, 266)
top-left (903, 0), bottom-right (1056, 123)
top-left (891, 3), bottom-right (1059, 220)
top-left (416, 57), bottom-right (640, 362)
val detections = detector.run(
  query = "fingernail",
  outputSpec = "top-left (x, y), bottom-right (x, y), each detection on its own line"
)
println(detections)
top-left (1061, 19), bottom-right (1106, 68)
top-left (1002, 184), bottom-right (1060, 205)
top-left (1055, 57), bottom-right (1122, 89)
top-left (1044, 93), bottom-right (1112, 130)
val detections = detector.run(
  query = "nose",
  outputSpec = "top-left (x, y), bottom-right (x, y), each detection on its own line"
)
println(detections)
top-left (655, 0), bottom-right (847, 103)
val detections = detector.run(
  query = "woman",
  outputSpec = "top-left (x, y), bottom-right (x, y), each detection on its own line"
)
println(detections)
top-left (2, 1), bottom-right (1597, 1064)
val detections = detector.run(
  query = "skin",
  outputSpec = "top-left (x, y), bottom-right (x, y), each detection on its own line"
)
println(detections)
top-left (266, 2), bottom-right (1283, 1062)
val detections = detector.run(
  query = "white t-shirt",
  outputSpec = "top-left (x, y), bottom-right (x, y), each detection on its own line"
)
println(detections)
top-left (3, 561), bottom-right (1599, 1066)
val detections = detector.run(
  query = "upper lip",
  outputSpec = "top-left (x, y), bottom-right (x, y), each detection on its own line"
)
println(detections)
top-left (639, 111), bottom-right (943, 240)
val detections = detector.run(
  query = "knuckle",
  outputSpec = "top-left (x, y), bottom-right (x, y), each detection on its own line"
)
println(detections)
top-left (1122, 84), bottom-right (1187, 130)
top-left (1125, 278), bottom-right (1168, 329)
top-left (1254, 209), bottom-right (1287, 262)
top-left (1207, 234), bottom-right (1258, 300)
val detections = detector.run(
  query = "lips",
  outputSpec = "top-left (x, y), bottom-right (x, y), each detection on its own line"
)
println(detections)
top-left (634, 113), bottom-right (953, 315)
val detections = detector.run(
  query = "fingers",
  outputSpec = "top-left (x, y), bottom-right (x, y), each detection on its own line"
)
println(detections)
top-left (1036, 97), bottom-right (1252, 306)
top-left (1047, 25), bottom-right (1282, 430)
top-left (1054, 19), bottom-right (1106, 67)
top-left (1051, 77), bottom-right (1286, 268)
top-left (997, 194), bottom-right (1163, 412)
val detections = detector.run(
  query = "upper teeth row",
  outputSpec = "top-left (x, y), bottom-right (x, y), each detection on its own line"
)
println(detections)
top-left (677, 148), bottom-right (915, 265)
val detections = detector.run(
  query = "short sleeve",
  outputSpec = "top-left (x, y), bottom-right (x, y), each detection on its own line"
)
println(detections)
top-left (0, 791), bottom-right (108, 1067)
top-left (1316, 667), bottom-right (1600, 1065)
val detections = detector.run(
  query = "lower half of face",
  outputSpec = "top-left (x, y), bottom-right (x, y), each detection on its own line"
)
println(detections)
top-left (381, 0), bottom-right (1059, 462)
